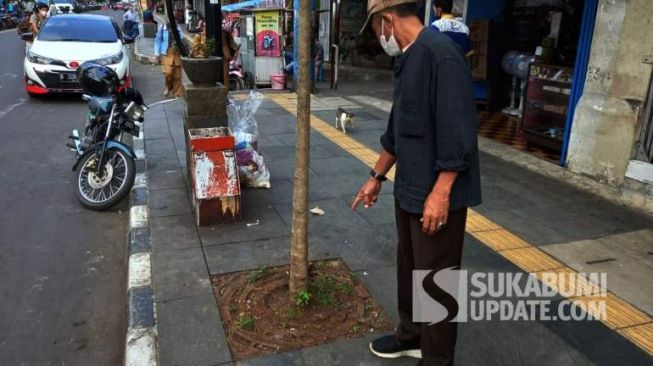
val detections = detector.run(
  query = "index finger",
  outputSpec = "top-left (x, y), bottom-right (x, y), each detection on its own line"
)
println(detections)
top-left (351, 194), bottom-right (363, 210)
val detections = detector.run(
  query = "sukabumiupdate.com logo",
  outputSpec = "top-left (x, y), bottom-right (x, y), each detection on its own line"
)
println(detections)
top-left (413, 268), bottom-right (608, 324)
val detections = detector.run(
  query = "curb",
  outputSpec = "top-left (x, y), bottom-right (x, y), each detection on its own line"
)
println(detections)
top-left (133, 36), bottom-right (157, 65)
top-left (124, 129), bottom-right (158, 366)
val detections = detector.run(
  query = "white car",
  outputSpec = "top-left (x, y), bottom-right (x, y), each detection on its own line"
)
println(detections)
top-left (48, 0), bottom-right (75, 15)
top-left (23, 14), bottom-right (132, 97)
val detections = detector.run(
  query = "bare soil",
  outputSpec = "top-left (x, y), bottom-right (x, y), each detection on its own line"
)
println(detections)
top-left (211, 258), bottom-right (392, 361)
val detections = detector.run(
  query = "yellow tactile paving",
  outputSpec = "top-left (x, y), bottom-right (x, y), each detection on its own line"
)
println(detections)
top-left (571, 293), bottom-right (652, 330)
top-left (466, 214), bottom-right (502, 233)
top-left (618, 323), bottom-right (653, 355)
top-left (498, 247), bottom-right (565, 273)
top-left (469, 229), bottom-right (530, 251)
top-left (533, 267), bottom-right (604, 298)
top-left (263, 93), bottom-right (653, 355)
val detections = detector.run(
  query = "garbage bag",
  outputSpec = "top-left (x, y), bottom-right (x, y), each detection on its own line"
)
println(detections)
top-left (228, 91), bottom-right (270, 188)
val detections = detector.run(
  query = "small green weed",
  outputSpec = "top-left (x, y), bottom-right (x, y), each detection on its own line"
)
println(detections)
top-left (295, 290), bottom-right (311, 307)
top-left (238, 314), bottom-right (255, 330)
top-left (247, 267), bottom-right (269, 284)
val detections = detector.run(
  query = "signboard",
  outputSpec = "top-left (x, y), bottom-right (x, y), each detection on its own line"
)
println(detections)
top-left (246, 17), bottom-right (254, 37)
top-left (255, 11), bottom-right (281, 57)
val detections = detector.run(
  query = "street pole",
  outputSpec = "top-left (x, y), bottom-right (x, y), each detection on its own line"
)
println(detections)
top-left (204, 0), bottom-right (223, 57)
top-left (288, 0), bottom-right (311, 301)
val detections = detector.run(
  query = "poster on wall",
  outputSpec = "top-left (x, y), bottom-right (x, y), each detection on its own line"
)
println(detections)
top-left (255, 11), bottom-right (281, 57)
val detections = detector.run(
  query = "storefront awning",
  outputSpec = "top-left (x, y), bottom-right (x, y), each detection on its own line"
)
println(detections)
top-left (222, 0), bottom-right (263, 12)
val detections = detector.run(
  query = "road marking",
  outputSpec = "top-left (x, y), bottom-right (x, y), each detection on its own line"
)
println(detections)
top-left (0, 98), bottom-right (27, 120)
top-left (130, 205), bottom-right (148, 228)
top-left (134, 173), bottom-right (147, 188)
top-left (128, 253), bottom-right (152, 288)
top-left (125, 327), bottom-right (157, 366)
top-left (264, 92), bottom-right (653, 355)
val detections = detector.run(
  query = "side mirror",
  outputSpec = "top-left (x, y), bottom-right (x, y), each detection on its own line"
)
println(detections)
top-left (21, 32), bottom-right (34, 42)
top-left (123, 37), bottom-right (135, 44)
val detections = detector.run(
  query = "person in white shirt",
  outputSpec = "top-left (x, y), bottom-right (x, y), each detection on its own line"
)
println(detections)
top-left (123, 7), bottom-right (138, 22)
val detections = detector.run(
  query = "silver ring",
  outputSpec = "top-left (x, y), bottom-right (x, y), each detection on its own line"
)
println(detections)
top-left (437, 221), bottom-right (444, 229)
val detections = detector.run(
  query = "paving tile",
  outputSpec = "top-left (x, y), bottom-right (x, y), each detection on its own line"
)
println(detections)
top-left (204, 242), bottom-right (260, 275)
top-left (259, 145), bottom-right (297, 160)
top-left (146, 152), bottom-right (182, 171)
top-left (541, 229), bottom-right (653, 316)
top-left (144, 124), bottom-right (172, 140)
top-left (310, 156), bottom-right (370, 180)
top-left (339, 223), bottom-right (398, 269)
top-left (240, 179), bottom-right (294, 209)
top-left (273, 198), bottom-right (372, 236)
top-left (354, 266), bottom-right (400, 326)
top-left (157, 294), bottom-right (232, 366)
top-left (533, 307), bottom-right (653, 366)
top-left (455, 318), bottom-right (597, 366)
top-left (152, 247), bottom-right (212, 301)
top-left (235, 350), bottom-right (304, 366)
top-left (199, 206), bottom-right (290, 245)
top-left (150, 214), bottom-right (201, 252)
top-left (147, 167), bottom-right (186, 191)
top-left (145, 138), bottom-right (177, 156)
top-left (301, 335), bottom-right (416, 366)
top-left (149, 188), bottom-right (192, 218)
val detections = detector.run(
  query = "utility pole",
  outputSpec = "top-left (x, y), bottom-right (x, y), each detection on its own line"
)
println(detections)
top-left (288, 0), bottom-right (311, 301)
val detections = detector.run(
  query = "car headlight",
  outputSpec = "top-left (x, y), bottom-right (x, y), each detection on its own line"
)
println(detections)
top-left (92, 51), bottom-right (123, 66)
top-left (27, 51), bottom-right (60, 65)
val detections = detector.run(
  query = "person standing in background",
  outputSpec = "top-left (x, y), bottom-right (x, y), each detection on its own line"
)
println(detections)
top-left (154, 20), bottom-right (184, 97)
top-left (29, 2), bottom-right (48, 34)
top-left (430, 0), bottom-right (473, 57)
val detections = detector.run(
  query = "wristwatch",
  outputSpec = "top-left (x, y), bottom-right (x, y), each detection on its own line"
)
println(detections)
top-left (370, 169), bottom-right (387, 182)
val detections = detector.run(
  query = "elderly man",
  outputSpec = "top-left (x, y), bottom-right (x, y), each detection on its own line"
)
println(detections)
top-left (352, 1), bottom-right (481, 365)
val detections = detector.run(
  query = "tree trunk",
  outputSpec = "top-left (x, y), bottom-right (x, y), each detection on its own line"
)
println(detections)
top-left (289, 0), bottom-right (311, 301)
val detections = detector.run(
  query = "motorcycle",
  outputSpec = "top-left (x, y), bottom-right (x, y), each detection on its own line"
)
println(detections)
top-left (67, 63), bottom-right (147, 210)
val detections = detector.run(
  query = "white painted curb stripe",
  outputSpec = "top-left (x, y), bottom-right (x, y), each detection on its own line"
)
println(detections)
top-left (134, 173), bottom-right (147, 188)
top-left (130, 205), bottom-right (148, 228)
top-left (135, 148), bottom-right (146, 160)
top-left (128, 253), bottom-right (152, 288)
top-left (125, 328), bottom-right (157, 366)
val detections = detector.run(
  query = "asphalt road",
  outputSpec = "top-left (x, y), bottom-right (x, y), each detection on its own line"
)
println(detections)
top-left (0, 11), bottom-right (128, 365)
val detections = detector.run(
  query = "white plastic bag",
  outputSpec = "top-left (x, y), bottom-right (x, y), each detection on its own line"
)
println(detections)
top-left (228, 91), bottom-right (271, 188)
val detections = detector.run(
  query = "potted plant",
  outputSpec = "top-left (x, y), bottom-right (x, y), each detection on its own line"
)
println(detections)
top-left (181, 32), bottom-right (224, 87)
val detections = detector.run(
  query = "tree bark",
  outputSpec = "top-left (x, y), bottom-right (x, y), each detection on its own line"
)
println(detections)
top-left (289, 0), bottom-right (311, 301)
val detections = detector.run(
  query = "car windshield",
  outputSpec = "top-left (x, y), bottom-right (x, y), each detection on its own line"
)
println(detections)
top-left (38, 18), bottom-right (118, 43)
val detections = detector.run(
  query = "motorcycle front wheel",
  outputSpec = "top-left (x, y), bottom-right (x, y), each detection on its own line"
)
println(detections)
top-left (75, 149), bottom-right (135, 210)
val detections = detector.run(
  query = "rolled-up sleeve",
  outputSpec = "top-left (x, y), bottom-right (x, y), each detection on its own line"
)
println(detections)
top-left (433, 57), bottom-right (477, 172)
top-left (380, 105), bottom-right (396, 156)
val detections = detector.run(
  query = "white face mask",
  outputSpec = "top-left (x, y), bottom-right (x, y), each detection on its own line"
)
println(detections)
top-left (39, 10), bottom-right (47, 16)
top-left (379, 17), bottom-right (401, 57)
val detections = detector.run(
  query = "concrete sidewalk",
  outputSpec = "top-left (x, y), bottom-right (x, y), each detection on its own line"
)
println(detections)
top-left (140, 84), bottom-right (653, 364)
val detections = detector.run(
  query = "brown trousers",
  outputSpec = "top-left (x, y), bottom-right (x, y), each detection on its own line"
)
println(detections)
top-left (161, 47), bottom-right (184, 97)
top-left (394, 201), bottom-right (468, 366)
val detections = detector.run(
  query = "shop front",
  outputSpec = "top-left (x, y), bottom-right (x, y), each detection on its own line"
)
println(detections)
top-left (461, 0), bottom-right (598, 165)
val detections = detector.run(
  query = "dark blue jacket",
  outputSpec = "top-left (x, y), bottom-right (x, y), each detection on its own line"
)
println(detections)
top-left (381, 29), bottom-right (481, 214)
